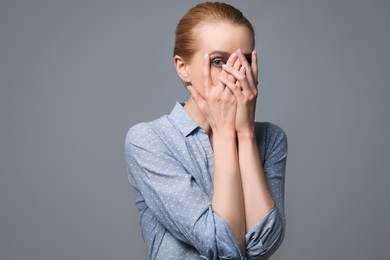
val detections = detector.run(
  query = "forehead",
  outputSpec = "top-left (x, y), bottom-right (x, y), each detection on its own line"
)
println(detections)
top-left (195, 22), bottom-right (254, 54)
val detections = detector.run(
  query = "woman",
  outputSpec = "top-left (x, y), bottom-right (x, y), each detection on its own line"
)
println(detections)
top-left (125, 2), bottom-right (287, 259)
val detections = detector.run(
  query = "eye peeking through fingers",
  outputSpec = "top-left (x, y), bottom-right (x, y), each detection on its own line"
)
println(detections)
top-left (211, 58), bottom-right (226, 68)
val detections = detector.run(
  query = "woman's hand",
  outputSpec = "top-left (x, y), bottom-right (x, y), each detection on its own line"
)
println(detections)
top-left (187, 53), bottom-right (237, 134)
top-left (220, 49), bottom-right (258, 135)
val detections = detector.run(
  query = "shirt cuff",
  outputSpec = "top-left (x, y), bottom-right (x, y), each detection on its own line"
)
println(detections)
top-left (245, 207), bottom-right (285, 258)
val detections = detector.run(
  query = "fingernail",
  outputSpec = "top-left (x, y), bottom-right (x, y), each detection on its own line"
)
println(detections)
top-left (222, 64), bottom-right (227, 69)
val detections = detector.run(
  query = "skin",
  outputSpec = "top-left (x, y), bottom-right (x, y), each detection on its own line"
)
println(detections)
top-left (174, 22), bottom-right (275, 255)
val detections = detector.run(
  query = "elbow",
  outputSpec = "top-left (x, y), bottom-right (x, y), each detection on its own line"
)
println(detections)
top-left (246, 209), bottom-right (286, 258)
top-left (197, 239), bottom-right (242, 260)
top-left (265, 216), bottom-right (286, 257)
top-left (194, 210), bottom-right (245, 259)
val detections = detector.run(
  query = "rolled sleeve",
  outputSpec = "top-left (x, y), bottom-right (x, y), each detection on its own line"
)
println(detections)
top-left (245, 208), bottom-right (285, 259)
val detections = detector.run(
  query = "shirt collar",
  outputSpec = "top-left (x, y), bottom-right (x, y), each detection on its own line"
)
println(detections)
top-left (168, 102), bottom-right (200, 137)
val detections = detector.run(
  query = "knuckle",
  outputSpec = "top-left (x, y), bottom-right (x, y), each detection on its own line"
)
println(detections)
top-left (248, 92), bottom-right (256, 100)
top-left (242, 97), bottom-right (250, 104)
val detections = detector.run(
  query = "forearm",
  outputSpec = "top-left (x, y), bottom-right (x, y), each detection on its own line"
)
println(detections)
top-left (211, 129), bottom-right (246, 253)
top-left (237, 130), bottom-right (275, 230)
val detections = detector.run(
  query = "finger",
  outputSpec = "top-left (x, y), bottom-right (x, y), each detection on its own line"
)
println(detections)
top-left (224, 53), bottom-right (239, 83)
top-left (236, 49), bottom-right (251, 69)
top-left (218, 71), bottom-right (228, 88)
top-left (220, 72), bottom-right (242, 97)
top-left (233, 58), bottom-right (241, 70)
top-left (219, 70), bottom-right (227, 81)
top-left (222, 63), bottom-right (249, 93)
top-left (231, 58), bottom-right (242, 83)
top-left (251, 50), bottom-right (258, 87)
top-left (187, 85), bottom-right (205, 109)
top-left (225, 52), bottom-right (238, 67)
top-left (221, 83), bottom-right (236, 103)
top-left (236, 49), bottom-right (256, 90)
top-left (202, 53), bottom-right (213, 91)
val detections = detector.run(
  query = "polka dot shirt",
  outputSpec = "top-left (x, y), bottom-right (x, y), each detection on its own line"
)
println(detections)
top-left (125, 102), bottom-right (288, 259)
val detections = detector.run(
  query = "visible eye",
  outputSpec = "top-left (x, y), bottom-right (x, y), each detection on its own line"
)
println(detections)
top-left (211, 58), bottom-right (225, 68)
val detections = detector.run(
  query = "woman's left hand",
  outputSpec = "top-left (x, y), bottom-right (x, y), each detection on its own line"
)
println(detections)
top-left (219, 49), bottom-right (258, 135)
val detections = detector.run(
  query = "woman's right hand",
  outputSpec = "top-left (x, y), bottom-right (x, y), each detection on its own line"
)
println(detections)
top-left (187, 53), bottom-right (237, 134)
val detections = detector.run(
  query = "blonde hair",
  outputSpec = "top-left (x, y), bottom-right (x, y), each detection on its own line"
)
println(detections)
top-left (174, 2), bottom-right (255, 61)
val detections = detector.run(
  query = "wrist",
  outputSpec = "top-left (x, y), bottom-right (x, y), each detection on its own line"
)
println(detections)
top-left (236, 127), bottom-right (255, 140)
top-left (212, 128), bottom-right (237, 140)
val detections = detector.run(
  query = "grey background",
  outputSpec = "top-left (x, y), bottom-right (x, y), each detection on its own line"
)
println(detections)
top-left (1, 0), bottom-right (389, 259)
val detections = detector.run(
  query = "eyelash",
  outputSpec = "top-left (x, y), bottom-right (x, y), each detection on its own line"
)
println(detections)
top-left (211, 58), bottom-right (225, 67)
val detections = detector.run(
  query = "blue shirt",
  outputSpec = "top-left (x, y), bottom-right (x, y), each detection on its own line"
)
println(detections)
top-left (125, 102), bottom-right (288, 259)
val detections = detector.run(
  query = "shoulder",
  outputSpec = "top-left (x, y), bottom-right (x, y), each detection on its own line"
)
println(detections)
top-left (125, 116), bottom-right (170, 153)
top-left (254, 122), bottom-right (288, 158)
top-left (255, 122), bottom-right (287, 144)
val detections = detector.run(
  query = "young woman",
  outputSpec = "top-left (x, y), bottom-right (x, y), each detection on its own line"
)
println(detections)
top-left (125, 2), bottom-right (287, 259)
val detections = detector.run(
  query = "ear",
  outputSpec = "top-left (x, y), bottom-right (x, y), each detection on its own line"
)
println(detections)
top-left (174, 55), bottom-right (191, 85)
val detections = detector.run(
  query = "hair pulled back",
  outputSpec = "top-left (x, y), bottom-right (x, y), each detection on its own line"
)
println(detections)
top-left (174, 2), bottom-right (255, 61)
